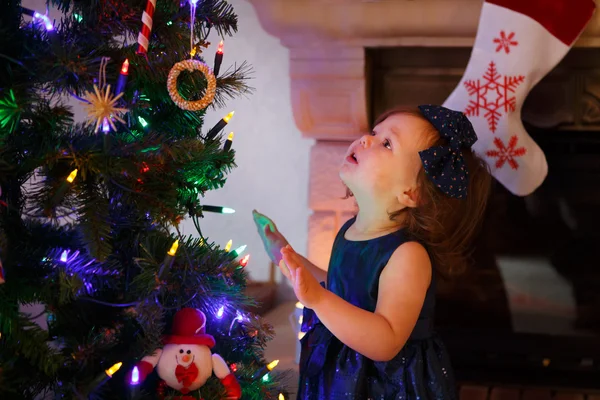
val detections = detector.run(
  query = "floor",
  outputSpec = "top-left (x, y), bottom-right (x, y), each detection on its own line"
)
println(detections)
top-left (262, 302), bottom-right (600, 400)
top-left (263, 301), bottom-right (300, 399)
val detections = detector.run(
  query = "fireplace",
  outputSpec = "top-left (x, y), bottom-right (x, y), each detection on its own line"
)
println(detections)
top-left (373, 46), bottom-right (600, 388)
top-left (249, 0), bottom-right (600, 390)
top-left (375, 46), bottom-right (600, 388)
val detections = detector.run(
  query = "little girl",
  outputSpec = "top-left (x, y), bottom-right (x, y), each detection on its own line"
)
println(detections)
top-left (253, 105), bottom-right (491, 399)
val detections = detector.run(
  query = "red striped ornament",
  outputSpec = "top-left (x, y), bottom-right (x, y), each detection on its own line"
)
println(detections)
top-left (136, 0), bottom-right (157, 55)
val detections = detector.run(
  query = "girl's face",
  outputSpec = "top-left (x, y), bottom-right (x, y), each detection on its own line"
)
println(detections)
top-left (339, 113), bottom-right (434, 208)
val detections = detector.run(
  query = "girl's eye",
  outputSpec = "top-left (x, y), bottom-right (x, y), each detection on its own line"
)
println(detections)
top-left (383, 139), bottom-right (391, 149)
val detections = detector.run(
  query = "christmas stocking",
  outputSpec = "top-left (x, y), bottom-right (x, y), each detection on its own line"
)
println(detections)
top-left (443, 0), bottom-right (595, 196)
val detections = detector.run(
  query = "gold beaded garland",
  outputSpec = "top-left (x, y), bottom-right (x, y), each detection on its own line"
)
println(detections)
top-left (167, 59), bottom-right (216, 111)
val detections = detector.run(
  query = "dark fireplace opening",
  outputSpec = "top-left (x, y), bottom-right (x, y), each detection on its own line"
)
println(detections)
top-left (369, 47), bottom-right (600, 388)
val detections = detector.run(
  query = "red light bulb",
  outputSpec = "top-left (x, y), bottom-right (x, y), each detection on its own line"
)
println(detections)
top-left (121, 59), bottom-right (130, 75)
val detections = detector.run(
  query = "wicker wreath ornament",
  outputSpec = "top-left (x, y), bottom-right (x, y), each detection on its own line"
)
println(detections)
top-left (167, 59), bottom-right (216, 111)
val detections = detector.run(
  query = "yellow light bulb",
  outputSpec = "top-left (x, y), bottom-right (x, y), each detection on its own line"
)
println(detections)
top-left (168, 240), bottom-right (179, 256)
top-left (279, 394), bottom-right (285, 400)
top-left (225, 239), bottom-right (232, 252)
top-left (227, 132), bottom-right (234, 141)
top-left (105, 362), bottom-right (122, 377)
top-left (267, 360), bottom-right (279, 371)
top-left (223, 111), bottom-right (234, 123)
top-left (295, 301), bottom-right (304, 309)
top-left (298, 331), bottom-right (306, 340)
top-left (66, 169), bottom-right (78, 183)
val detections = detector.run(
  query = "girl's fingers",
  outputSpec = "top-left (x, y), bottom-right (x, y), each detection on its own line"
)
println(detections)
top-left (281, 251), bottom-right (299, 272)
top-left (278, 259), bottom-right (292, 281)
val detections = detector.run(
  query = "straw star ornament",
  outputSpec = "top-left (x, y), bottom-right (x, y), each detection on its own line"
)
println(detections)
top-left (82, 84), bottom-right (128, 133)
top-left (81, 57), bottom-right (128, 133)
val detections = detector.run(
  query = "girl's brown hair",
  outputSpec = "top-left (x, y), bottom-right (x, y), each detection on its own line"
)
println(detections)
top-left (349, 107), bottom-right (492, 277)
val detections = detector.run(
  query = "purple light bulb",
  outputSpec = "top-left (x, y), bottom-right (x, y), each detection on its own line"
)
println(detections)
top-left (130, 366), bottom-right (140, 385)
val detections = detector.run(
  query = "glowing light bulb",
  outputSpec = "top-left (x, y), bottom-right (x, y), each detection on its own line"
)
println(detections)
top-left (60, 250), bottom-right (68, 263)
top-left (105, 362), bottom-right (122, 377)
top-left (239, 254), bottom-right (250, 267)
top-left (130, 366), bottom-right (140, 385)
top-left (224, 239), bottom-right (232, 252)
top-left (102, 118), bottom-right (110, 133)
top-left (267, 360), bottom-right (279, 370)
top-left (223, 111), bottom-right (234, 123)
top-left (223, 132), bottom-right (234, 151)
top-left (138, 116), bottom-right (148, 128)
top-left (298, 331), bottom-right (306, 340)
top-left (66, 169), bottom-right (78, 183)
top-left (217, 40), bottom-right (224, 55)
top-left (206, 111), bottom-right (235, 140)
top-left (217, 306), bottom-right (224, 319)
top-left (121, 59), bottom-right (130, 75)
top-left (279, 394), bottom-right (285, 400)
top-left (222, 207), bottom-right (235, 214)
top-left (295, 301), bottom-right (304, 309)
top-left (232, 245), bottom-right (246, 257)
top-left (33, 11), bottom-right (54, 31)
top-left (167, 240), bottom-right (179, 256)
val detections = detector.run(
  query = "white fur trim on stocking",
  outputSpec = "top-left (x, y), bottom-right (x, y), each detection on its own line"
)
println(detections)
top-left (443, 0), bottom-right (595, 196)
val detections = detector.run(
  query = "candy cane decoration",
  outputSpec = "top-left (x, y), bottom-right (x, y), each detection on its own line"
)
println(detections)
top-left (136, 0), bottom-right (157, 55)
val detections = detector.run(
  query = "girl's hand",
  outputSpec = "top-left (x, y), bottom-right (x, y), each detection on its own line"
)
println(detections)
top-left (280, 245), bottom-right (325, 309)
top-left (252, 210), bottom-right (289, 264)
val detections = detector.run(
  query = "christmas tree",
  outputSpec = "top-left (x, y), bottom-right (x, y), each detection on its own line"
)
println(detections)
top-left (0, 1), bottom-right (288, 399)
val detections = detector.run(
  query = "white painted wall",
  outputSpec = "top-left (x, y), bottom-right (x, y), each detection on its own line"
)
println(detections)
top-left (22, 0), bottom-right (313, 282)
top-left (180, 1), bottom-right (312, 282)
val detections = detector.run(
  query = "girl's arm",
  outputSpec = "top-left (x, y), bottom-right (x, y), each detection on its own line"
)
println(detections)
top-left (281, 242), bottom-right (431, 362)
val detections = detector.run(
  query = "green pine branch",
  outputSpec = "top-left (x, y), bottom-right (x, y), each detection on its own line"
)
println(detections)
top-left (78, 180), bottom-right (113, 261)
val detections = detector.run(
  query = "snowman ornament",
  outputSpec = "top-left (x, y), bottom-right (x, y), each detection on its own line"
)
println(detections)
top-left (129, 308), bottom-right (241, 399)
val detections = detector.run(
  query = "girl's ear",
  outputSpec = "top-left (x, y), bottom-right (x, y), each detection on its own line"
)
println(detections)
top-left (398, 187), bottom-right (419, 208)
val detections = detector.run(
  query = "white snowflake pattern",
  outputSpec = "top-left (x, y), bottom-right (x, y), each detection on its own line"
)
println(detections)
top-left (463, 61), bottom-right (525, 133)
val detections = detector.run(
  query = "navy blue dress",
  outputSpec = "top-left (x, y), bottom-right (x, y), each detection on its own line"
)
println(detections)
top-left (298, 217), bottom-right (457, 400)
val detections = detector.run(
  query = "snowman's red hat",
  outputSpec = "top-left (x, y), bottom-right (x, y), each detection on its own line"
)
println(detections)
top-left (163, 308), bottom-right (216, 348)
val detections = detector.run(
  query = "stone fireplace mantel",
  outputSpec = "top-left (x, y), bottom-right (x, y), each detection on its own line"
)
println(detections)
top-left (248, 0), bottom-right (600, 267)
top-left (249, 0), bottom-right (600, 48)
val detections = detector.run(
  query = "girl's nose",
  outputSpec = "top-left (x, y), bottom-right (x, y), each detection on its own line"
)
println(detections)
top-left (359, 135), bottom-right (372, 148)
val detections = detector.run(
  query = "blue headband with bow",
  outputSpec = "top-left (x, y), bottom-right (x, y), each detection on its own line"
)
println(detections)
top-left (417, 105), bottom-right (478, 199)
